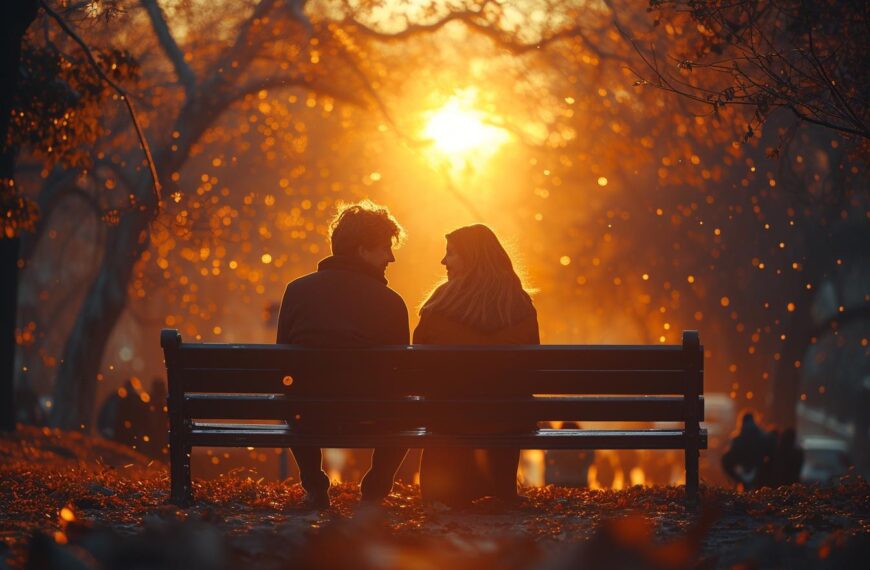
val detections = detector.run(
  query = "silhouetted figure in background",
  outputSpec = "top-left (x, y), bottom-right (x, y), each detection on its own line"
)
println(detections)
top-left (414, 224), bottom-right (539, 506)
top-left (277, 200), bottom-right (409, 509)
top-left (97, 378), bottom-right (167, 460)
top-left (13, 380), bottom-right (45, 425)
top-left (98, 379), bottom-right (143, 445)
top-left (721, 411), bottom-right (777, 490)
top-left (771, 427), bottom-right (804, 485)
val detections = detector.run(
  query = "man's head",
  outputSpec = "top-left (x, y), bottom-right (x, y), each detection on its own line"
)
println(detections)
top-left (329, 200), bottom-right (405, 274)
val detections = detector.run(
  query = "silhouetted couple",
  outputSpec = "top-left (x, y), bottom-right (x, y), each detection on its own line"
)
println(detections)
top-left (276, 200), bottom-right (538, 509)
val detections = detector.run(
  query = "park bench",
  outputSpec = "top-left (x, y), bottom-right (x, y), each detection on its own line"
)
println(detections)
top-left (160, 328), bottom-right (707, 505)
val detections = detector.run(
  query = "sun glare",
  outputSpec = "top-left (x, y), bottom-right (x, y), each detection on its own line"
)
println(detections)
top-left (423, 94), bottom-right (510, 168)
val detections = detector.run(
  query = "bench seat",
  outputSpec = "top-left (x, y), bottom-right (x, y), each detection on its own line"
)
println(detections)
top-left (161, 328), bottom-right (706, 505)
top-left (189, 423), bottom-right (708, 450)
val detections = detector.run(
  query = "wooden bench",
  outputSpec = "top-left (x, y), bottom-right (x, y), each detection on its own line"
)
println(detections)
top-left (160, 328), bottom-right (707, 505)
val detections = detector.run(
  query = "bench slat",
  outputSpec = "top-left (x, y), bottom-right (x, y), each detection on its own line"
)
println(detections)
top-left (187, 424), bottom-right (708, 450)
top-left (174, 344), bottom-right (694, 371)
top-left (182, 394), bottom-right (704, 422)
top-left (176, 369), bottom-right (694, 395)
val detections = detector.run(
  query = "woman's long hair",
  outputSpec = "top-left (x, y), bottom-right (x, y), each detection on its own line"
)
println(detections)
top-left (420, 224), bottom-right (535, 331)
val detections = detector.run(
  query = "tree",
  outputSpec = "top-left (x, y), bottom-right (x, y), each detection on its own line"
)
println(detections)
top-left (637, 0), bottom-right (870, 147)
top-left (2, 0), bottom-right (147, 430)
top-left (43, 0), bottom-right (399, 428)
top-left (37, 0), bottom-right (613, 429)
top-left (1, 0), bottom-right (40, 431)
top-left (534, 0), bottom-right (869, 428)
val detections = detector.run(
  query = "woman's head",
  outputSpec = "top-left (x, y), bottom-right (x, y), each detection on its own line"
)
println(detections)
top-left (422, 224), bottom-right (534, 331)
top-left (440, 224), bottom-right (514, 282)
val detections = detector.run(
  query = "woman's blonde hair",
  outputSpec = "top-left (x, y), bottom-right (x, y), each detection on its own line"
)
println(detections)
top-left (420, 224), bottom-right (535, 331)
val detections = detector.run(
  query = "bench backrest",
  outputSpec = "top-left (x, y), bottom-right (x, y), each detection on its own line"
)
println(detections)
top-left (161, 329), bottom-right (704, 426)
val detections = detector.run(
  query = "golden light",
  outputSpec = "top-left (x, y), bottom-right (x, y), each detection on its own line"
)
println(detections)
top-left (423, 93), bottom-right (509, 168)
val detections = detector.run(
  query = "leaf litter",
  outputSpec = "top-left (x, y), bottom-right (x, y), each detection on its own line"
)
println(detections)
top-left (1, 426), bottom-right (868, 569)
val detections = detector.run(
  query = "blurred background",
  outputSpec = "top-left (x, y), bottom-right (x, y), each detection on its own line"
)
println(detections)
top-left (4, 0), bottom-right (868, 490)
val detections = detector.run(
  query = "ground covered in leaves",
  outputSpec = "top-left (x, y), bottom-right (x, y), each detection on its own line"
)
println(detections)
top-left (1, 426), bottom-right (868, 569)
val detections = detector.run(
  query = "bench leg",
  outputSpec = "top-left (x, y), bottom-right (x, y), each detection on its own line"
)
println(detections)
top-left (170, 442), bottom-right (192, 506)
top-left (685, 445), bottom-right (699, 506)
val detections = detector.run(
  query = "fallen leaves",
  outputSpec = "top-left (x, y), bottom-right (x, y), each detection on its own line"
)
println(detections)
top-left (1, 426), bottom-right (868, 569)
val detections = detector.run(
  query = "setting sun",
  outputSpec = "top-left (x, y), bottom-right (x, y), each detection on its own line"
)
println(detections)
top-left (423, 94), bottom-right (510, 166)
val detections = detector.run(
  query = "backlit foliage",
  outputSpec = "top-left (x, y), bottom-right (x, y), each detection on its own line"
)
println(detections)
top-left (10, 46), bottom-right (140, 169)
top-left (645, 0), bottom-right (870, 146)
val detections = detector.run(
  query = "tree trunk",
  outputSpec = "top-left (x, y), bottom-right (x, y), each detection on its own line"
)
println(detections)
top-left (48, 89), bottom-right (228, 429)
top-left (1, 1), bottom-right (40, 432)
top-left (48, 208), bottom-right (152, 429)
top-left (0, 238), bottom-right (20, 431)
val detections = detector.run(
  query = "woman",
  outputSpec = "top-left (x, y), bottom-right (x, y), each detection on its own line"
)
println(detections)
top-left (414, 224), bottom-right (539, 506)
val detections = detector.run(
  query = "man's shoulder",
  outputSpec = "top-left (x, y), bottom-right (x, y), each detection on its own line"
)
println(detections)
top-left (283, 270), bottom-right (406, 309)
top-left (382, 285), bottom-right (408, 313)
top-left (284, 270), bottom-right (320, 289)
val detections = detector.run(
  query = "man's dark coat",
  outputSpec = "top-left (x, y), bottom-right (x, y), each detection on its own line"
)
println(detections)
top-left (276, 254), bottom-right (409, 503)
top-left (277, 255), bottom-right (408, 347)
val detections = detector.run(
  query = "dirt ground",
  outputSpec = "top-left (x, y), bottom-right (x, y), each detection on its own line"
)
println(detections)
top-left (1, 426), bottom-right (868, 569)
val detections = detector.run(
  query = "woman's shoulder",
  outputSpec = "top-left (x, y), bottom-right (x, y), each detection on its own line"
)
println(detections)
top-left (414, 310), bottom-right (539, 345)
top-left (491, 313), bottom-right (539, 344)
top-left (414, 311), bottom-right (474, 344)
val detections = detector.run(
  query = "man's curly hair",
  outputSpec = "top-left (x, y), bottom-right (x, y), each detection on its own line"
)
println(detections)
top-left (329, 200), bottom-right (406, 256)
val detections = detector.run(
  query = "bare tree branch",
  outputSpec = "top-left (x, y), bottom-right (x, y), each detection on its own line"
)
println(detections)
top-left (321, 29), bottom-right (422, 146)
top-left (141, 0), bottom-right (196, 96)
top-left (636, 0), bottom-right (870, 143)
top-left (337, 0), bottom-right (494, 42)
top-left (230, 73), bottom-right (365, 108)
top-left (212, 0), bottom-right (279, 77)
top-left (340, 1), bottom-right (619, 60)
top-left (40, 0), bottom-right (162, 207)
top-left (285, 0), bottom-right (313, 37)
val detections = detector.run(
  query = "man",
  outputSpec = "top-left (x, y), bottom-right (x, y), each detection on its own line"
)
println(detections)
top-left (276, 200), bottom-right (409, 508)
